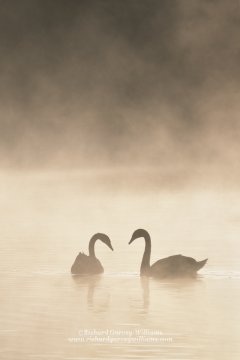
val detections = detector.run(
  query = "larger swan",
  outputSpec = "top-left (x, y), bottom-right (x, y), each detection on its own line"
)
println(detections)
top-left (71, 233), bottom-right (113, 275)
top-left (129, 229), bottom-right (207, 278)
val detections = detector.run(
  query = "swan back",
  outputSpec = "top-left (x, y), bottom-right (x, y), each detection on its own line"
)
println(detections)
top-left (150, 255), bottom-right (208, 278)
top-left (71, 252), bottom-right (104, 275)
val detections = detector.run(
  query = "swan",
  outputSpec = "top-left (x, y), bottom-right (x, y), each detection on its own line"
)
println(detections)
top-left (129, 229), bottom-right (207, 278)
top-left (71, 233), bottom-right (113, 275)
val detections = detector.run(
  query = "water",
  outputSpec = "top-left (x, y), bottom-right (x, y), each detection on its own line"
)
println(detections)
top-left (1, 171), bottom-right (240, 359)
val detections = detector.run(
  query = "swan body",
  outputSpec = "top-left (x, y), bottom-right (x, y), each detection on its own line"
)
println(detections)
top-left (71, 233), bottom-right (113, 275)
top-left (129, 229), bottom-right (207, 278)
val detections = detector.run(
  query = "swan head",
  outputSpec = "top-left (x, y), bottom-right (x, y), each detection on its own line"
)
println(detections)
top-left (97, 233), bottom-right (114, 251)
top-left (129, 229), bottom-right (149, 244)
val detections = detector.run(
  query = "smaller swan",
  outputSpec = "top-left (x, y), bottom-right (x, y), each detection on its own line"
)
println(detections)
top-left (71, 233), bottom-right (113, 275)
top-left (129, 229), bottom-right (207, 278)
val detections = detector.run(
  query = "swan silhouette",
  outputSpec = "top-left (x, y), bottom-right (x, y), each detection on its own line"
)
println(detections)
top-left (71, 233), bottom-right (113, 275)
top-left (129, 229), bottom-right (207, 278)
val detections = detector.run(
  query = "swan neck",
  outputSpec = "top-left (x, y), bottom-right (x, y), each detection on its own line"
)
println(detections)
top-left (141, 232), bottom-right (151, 275)
top-left (89, 236), bottom-right (97, 257)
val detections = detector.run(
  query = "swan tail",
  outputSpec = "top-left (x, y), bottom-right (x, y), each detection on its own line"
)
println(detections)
top-left (196, 258), bottom-right (208, 271)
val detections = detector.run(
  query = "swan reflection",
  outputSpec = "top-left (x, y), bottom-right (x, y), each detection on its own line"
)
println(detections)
top-left (140, 274), bottom-right (202, 313)
top-left (72, 275), bottom-right (110, 312)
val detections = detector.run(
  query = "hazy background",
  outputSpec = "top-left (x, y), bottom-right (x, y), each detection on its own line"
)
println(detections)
top-left (0, 0), bottom-right (240, 186)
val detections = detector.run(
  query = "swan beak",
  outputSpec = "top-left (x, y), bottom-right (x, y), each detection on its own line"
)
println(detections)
top-left (109, 243), bottom-right (114, 251)
top-left (128, 238), bottom-right (134, 245)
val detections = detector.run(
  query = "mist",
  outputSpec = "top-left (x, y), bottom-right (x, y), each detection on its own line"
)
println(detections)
top-left (0, 0), bottom-right (240, 188)
top-left (1, 4), bottom-right (240, 359)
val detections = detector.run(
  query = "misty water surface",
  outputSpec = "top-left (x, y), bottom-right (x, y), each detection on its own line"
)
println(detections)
top-left (0, 171), bottom-right (240, 360)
